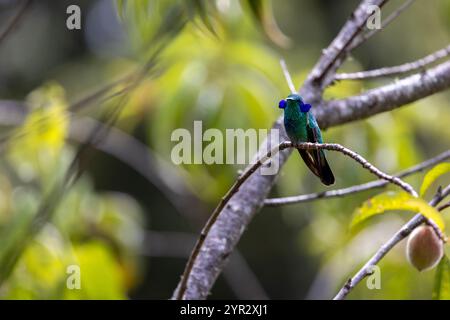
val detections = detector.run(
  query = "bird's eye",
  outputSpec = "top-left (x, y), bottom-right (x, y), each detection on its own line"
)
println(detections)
top-left (300, 103), bottom-right (312, 113)
top-left (278, 99), bottom-right (286, 109)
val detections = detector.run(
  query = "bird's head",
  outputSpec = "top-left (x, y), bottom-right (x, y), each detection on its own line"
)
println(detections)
top-left (279, 93), bottom-right (311, 113)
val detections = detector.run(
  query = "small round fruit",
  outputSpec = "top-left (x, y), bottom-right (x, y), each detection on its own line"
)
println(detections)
top-left (406, 225), bottom-right (444, 272)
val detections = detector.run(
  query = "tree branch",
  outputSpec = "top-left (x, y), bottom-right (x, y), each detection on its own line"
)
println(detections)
top-left (438, 202), bottom-right (450, 212)
top-left (333, 184), bottom-right (450, 300)
top-left (173, 141), bottom-right (418, 299)
top-left (349, 0), bottom-right (416, 51)
top-left (335, 44), bottom-right (450, 81)
top-left (265, 149), bottom-right (450, 207)
top-left (173, 0), bottom-right (450, 300)
top-left (317, 60), bottom-right (450, 129)
top-left (0, 0), bottom-right (33, 46)
top-left (143, 231), bottom-right (269, 299)
top-left (306, 0), bottom-right (388, 93)
top-left (438, 201), bottom-right (450, 212)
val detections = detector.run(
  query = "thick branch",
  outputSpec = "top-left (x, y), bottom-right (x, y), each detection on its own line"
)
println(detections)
top-left (349, 0), bottom-right (416, 51)
top-left (335, 44), bottom-right (450, 81)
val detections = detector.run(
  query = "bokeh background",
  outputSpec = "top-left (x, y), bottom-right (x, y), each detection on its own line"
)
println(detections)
top-left (0, 0), bottom-right (449, 299)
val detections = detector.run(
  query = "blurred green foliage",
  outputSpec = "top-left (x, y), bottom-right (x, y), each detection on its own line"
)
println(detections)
top-left (0, 0), bottom-right (449, 300)
top-left (0, 84), bottom-right (144, 299)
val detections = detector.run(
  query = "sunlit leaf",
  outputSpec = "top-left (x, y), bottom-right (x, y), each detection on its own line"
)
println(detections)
top-left (350, 191), bottom-right (445, 232)
top-left (432, 255), bottom-right (450, 300)
top-left (420, 163), bottom-right (450, 196)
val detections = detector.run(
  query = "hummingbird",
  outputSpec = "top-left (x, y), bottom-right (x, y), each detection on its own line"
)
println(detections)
top-left (279, 93), bottom-right (335, 185)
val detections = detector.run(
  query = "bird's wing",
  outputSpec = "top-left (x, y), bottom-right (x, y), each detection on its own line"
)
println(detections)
top-left (298, 149), bottom-right (321, 177)
top-left (306, 120), bottom-right (335, 185)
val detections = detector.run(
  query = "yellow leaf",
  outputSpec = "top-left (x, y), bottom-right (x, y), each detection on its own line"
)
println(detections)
top-left (420, 163), bottom-right (450, 196)
top-left (350, 191), bottom-right (445, 232)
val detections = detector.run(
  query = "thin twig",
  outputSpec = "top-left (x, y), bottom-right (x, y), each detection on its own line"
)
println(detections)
top-left (333, 184), bottom-right (450, 300)
top-left (349, 0), bottom-right (416, 51)
top-left (0, 0), bottom-right (32, 46)
top-left (438, 202), bottom-right (450, 212)
top-left (175, 142), bottom-right (288, 299)
top-left (265, 149), bottom-right (450, 206)
top-left (69, 73), bottom-right (135, 112)
top-left (280, 59), bottom-right (296, 94)
top-left (175, 141), bottom-right (416, 299)
top-left (335, 44), bottom-right (450, 81)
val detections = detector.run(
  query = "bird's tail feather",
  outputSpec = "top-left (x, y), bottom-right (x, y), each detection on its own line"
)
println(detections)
top-left (298, 149), bottom-right (335, 185)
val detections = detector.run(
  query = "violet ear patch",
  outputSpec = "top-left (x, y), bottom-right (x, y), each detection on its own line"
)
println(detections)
top-left (300, 103), bottom-right (312, 112)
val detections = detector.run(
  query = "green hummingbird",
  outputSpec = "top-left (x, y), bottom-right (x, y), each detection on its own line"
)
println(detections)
top-left (279, 93), bottom-right (335, 185)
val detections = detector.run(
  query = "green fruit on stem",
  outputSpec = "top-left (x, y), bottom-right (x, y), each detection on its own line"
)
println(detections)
top-left (406, 225), bottom-right (444, 272)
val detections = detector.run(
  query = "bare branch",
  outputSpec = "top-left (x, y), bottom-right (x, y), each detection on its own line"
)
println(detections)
top-left (0, 0), bottom-right (33, 46)
top-left (335, 44), bottom-right (450, 81)
top-left (318, 60), bottom-right (450, 129)
top-left (349, 0), bottom-right (416, 50)
top-left (333, 184), bottom-right (450, 300)
top-left (438, 202), bottom-right (450, 212)
top-left (143, 231), bottom-right (269, 299)
top-left (174, 141), bottom-right (417, 299)
top-left (265, 149), bottom-right (450, 207)
top-left (305, 0), bottom-right (388, 93)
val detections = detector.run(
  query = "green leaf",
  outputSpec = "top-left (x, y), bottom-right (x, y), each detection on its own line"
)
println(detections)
top-left (433, 255), bottom-right (450, 300)
top-left (420, 163), bottom-right (450, 196)
top-left (350, 191), bottom-right (445, 232)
